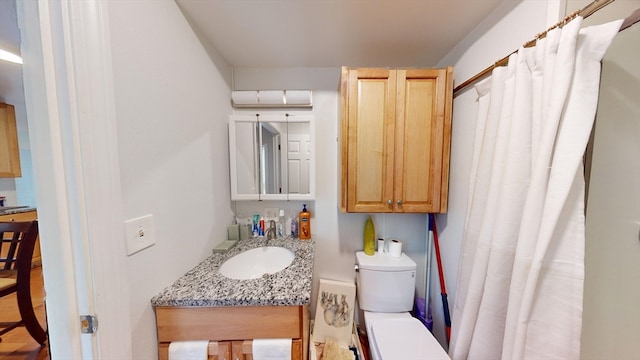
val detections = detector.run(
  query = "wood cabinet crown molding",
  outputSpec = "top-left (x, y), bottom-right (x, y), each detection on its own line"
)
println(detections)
top-left (340, 67), bottom-right (453, 213)
top-left (0, 103), bottom-right (22, 178)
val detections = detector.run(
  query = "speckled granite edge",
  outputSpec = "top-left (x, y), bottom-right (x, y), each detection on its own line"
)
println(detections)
top-left (151, 236), bottom-right (315, 308)
top-left (0, 207), bottom-right (36, 216)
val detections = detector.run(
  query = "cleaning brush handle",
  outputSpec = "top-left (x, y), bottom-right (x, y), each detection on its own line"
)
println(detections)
top-left (441, 293), bottom-right (451, 342)
top-left (431, 213), bottom-right (452, 345)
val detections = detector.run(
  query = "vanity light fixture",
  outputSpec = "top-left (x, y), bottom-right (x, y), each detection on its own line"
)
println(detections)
top-left (231, 90), bottom-right (312, 108)
top-left (0, 49), bottom-right (23, 64)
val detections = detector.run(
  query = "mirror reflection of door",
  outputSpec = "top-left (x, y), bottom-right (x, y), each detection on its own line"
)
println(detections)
top-left (230, 114), bottom-right (313, 200)
top-left (287, 122), bottom-right (311, 195)
top-left (260, 122), bottom-right (284, 195)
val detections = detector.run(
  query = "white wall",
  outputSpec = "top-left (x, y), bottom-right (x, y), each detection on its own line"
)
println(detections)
top-left (433, 0), bottom-right (557, 348)
top-left (232, 68), bottom-right (430, 319)
top-left (107, 1), bottom-right (233, 358)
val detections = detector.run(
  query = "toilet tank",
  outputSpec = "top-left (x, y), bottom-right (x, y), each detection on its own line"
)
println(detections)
top-left (355, 251), bottom-right (417, 312)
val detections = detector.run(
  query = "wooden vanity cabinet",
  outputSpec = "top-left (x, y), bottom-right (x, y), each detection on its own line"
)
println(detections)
top-left (340, 67), bottom-right (453, 213)
top-left (0, 103), bottom-right (22, 178)
top-left (0, 210), bottom-right (41, 266)
top-left (156, 305), bottom-right (309, 360)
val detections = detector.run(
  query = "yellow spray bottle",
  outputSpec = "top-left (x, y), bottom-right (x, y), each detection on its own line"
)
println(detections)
top-left (363, 216), bottom-right (375, 255)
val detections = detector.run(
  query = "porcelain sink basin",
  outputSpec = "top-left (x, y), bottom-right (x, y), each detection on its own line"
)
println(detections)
top-left (219, 246), bottom-right (295, 280)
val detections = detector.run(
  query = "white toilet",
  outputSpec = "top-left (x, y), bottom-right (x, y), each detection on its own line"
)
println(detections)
top-left (355, 251), bottom-right (450, 360)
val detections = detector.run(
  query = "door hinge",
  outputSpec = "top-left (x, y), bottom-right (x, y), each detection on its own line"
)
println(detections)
top-left (80, 314), bottom-right (98, 334)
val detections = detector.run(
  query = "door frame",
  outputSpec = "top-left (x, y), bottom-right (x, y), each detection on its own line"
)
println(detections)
top-left (17, 0), bottom-right (131, 358)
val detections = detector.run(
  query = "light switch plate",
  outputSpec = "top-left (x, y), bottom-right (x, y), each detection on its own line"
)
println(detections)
top-left (124, 214), bottom-right (156, 256)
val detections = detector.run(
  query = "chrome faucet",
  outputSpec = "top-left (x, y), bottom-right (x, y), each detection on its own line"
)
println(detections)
top-left (265, 220), bottom-right (277, 240)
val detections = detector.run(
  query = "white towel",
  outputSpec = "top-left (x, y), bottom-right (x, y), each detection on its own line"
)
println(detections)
top-left (252, 338), bottom-right (292, 360)
top-left (168, 340), bottom-right (209, 360)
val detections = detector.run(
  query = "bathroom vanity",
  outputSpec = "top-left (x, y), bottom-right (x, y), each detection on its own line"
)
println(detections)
top-left (152, 237), bottom-right (315, 360)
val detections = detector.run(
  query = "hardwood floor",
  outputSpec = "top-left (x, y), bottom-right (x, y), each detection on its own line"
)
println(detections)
top-left (0, 266), bottom-right (48, 359)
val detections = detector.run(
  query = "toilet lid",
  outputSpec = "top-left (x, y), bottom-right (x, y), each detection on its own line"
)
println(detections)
top-left (371, 317), bottom-right (450, 360)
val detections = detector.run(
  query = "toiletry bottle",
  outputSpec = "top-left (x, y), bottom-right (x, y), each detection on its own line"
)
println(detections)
top-left (291, 217), bottom-right (298, 238)
top-left (252, 213), bottom-right (260, 237)
top-left (228, 216), bottom-right (240, 241)
top-left (259, 216), bottom-right (265, 237)
top-left (363, 216), bottom-right (375, 255)
top-left (285, 214), bottom-right (292, 237)
top-left (278, 209), bottom-right (285, 238)
top-left (299, 204), bottom-right (311, 240)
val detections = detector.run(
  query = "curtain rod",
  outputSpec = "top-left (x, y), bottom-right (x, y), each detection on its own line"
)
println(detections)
top-left (452, 0), bottom-right (633, 97)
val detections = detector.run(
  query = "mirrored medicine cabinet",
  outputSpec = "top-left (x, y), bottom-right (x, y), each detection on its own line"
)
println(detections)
top-left (228, 114), bottom-right (315, 201)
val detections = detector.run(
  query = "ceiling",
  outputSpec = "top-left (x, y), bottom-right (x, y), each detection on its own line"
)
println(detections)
top-left (1, 0), bottom-right (508, 88)
top-left (175, 0), bottom-right (505, 68)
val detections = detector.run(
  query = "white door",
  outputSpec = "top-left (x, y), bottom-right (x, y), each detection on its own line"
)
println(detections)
top-left (18, 1), bottom-right (132, 358)
top-left (582, 20), bottom-right (640, 360)
top-left (287, 133), bottom-right (311, 195)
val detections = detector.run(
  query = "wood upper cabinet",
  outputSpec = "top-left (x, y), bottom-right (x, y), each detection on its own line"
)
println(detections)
top-left (0, 103), bottom-right (22, 178)
top-left (340, 67), bottom-right (453, 213)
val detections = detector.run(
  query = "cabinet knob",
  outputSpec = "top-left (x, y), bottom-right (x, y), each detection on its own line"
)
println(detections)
top-left (397, 199), bottom-right (403, 206)
top-left (387, 199), bottom-right (393, 205)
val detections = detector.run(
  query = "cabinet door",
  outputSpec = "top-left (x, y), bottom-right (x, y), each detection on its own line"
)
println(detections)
top-left (217, 342), bottom-right (232, 360)
top-left (341, 67), bottom-right (453, 213)
top-left (0, 103), bottom-right (22, 178)
top-left (158, 341), bottom-right (231, 360)
top-left (345, 68), bottom-right (396, 212)
top-left (229, 115), bottom-right (260, 200)
top-left (394, 68), bottom-right (452, 213)
top-left (230, 115), bottom-right (315, 201)
top-left (232, 340), bottom-right (303, 360)
top-left (231, 341), bottom-right (247, 360)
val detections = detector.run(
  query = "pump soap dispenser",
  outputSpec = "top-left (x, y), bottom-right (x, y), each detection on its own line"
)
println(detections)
top-left (299, 204), bottom-right (311, 240)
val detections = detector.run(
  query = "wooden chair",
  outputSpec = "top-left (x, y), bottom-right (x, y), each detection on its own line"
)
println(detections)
top-left (0, 220), bottom-right (47, 345)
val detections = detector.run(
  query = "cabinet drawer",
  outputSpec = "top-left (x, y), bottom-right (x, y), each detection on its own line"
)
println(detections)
top-left (156, 306), bottom-right (304, 342)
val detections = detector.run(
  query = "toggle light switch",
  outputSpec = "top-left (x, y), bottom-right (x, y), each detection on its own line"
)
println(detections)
top-left (124, 214), bottom-right (156, 256)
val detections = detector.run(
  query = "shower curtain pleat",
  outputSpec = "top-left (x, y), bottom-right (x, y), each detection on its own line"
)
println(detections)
top-left (469, 47), bottom-right (534, 360)
top-left (502, 18), bottom-right (583, 359)
top-left (449, 17), bottom-right (623, 360)
top-left (449, 67), bottom-right (508, 360)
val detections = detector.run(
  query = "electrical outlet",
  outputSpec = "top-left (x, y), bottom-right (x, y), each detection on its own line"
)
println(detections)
top-left (124, 214), bottom-right (156, 256)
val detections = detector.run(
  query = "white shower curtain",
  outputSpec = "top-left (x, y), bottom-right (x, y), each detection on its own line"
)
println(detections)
top-left (449, 17), bottom-right (623, 360)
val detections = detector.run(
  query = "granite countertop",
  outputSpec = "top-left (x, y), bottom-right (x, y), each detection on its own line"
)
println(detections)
top-left (151, 236), bottom-right (315, 308)
top-left (0, 206), bottom-right (37, 216)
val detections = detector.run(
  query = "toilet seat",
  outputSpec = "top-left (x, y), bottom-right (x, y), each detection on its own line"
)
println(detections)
top-left (368, 316), bottom-right (450, 360)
